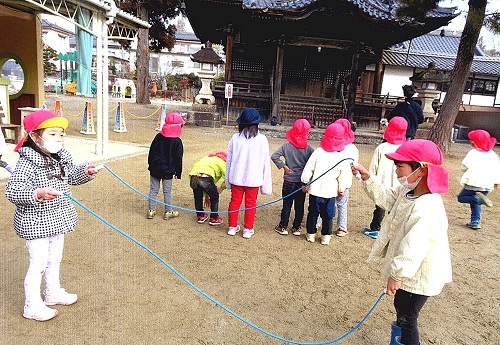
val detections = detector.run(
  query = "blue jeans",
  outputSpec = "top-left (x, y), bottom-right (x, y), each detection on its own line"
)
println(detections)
top-left (278, 180), bottom-right (306, 229)
top-left (394, 289), bottom-right (428, 345)
top-left (306, 195), bottom-right (336, 236)
top-left (457, 188), bottom-right (489, 223)
top-left (191, 176), bottom-right (220, 218)
top-left (335, 188), bottom-right (349, 230)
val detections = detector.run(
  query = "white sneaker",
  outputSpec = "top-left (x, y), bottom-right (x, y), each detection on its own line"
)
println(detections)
top-left (44, 288), bottom-right (78, 306)
top-left (306, 233), bottom-right (316, 242)
top-left (242, 228), bottom-right (254, 239)
top-left (23, 304), bottom-right (59, 321)
top-left (227, 225), bottom-right (240, 236)
top-left (321, 235), bottom-right (332, 245)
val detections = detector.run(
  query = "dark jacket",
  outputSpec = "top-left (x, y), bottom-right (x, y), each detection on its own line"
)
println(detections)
top-left (148, 134), bottom-right (183, 179)
top-left (387, 98), bottom-right (424, 139)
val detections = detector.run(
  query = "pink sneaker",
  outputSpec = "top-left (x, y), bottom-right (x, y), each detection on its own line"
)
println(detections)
top-left (242, 228), bottom-right (254, 239)
top-left (44, 288), bottom-right (78, 306)
top-left (23, 304), bottom-right (59, 321)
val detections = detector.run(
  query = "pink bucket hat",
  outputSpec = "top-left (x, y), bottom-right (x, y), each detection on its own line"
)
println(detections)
top-left (286, 119), bottom-right (311, 149)
top-left (15, 110), bottom-right (69, 151)
top-left (385, 139), bottom-right (449, 194)
top-left (161, 112), bottom-right (186, 138)
top-left (468, 129), bottom-right (496, 152)
top-left (334, 118), bottom-right (355, 144)
top-left (384, 117), bottom-right (408, 145)
top-left (320, 123), bottom-right (345, 152)
top-left (209, 151), bottom-right (227, 162)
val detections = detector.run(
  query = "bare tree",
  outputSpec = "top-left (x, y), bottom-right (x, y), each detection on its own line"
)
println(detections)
top-left (427, 0), bottom-right (487, 153)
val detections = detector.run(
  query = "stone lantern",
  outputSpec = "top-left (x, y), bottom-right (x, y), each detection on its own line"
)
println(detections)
top-left (190, 42), bottom-right (224, 105)
top-left (410, 62), bottom-right (450, 122)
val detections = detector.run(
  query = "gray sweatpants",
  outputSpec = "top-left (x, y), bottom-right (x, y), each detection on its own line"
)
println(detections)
top-left (148, 176), bottom-right (173, 212)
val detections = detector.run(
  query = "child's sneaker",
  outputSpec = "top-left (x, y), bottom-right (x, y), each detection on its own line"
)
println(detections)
top-left (242, 228), bottom-right (254, 239)
top-left (291, 227), bottom-right (301, 236)
top-left (466, 221), bottom-right (481, 230)
top-left (44, 288), bottom-right (78, 306)
top-left (335, 229), bottom-right (348, 237)
top-left (209, 216), bottom-right (224, 226)
top-left (274, 225), bottom-right (288, 235)
top-left (146, 210), bottom-right (156, 219)
top-left (306, 233), bottom-right (316, 243)
top-left (363, 227), bottom-right (379, 239)
top-left (321, 235), bottom-right (332, 245)
top-left (197, 214), bottom-right (209, 223)
top-left (23, 304), bottom-right (59, 321)
top-left (164, 210), bottom-right (179, 220)
top-left (227, 225), bottom-right (240, 236)
top-left (475, 192), bottom-right (493, 207)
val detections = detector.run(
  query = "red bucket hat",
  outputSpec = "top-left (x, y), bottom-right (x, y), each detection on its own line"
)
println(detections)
top-left (161, 112), bottom-right (186, 138)
top-left (385, 139), bottom-right (448, 194)
top-left (286, 119), bottom-right (311, 149)
top-left (468, 129), bottom-right (496, 152)
top-left (320, 123), bottom-right (345, 152)
top-left (384, 117), bottom-right (408, 145)
top-left (334, 118), bottom-right (355, 144)
top-left (15, 110), bottom-right (69, 151)
top-left (209, 151), bottom-right (227, 162)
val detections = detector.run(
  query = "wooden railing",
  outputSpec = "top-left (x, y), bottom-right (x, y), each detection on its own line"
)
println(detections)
top-left (212, 80), bottom-right (271, 97)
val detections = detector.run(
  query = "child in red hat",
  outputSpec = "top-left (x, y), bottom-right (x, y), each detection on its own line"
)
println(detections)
top-left (352, 139), bottom-right (452, 345)
top-left (457, 129), bottom-right (500, 229)
top-left (363, 117), bottom-right (408, 239)
top-left (146, 112), bottom-right (185, 220)
top-left (332, 118), bottom-right (359, 237)
top-left (301, 123), bottom-right (351, 245)
top-left (271, 119), bottom-right (314, 236)
top-left (188, 151), bottom-right (227, 225)
top-left (5, 110), bottom-right (101, 321)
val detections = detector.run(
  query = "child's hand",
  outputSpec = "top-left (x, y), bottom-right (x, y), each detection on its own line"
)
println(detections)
top-left (86, 164), bottom-right (103, 175)
top-left (338, 191), bottom-right (344, 198)
top-left (351, 162), bottom-right (370, 181)
top-left (283, 165), bottom-right (293, 174)
top-left (386, 277), bottom-right (403, 296)
top-left (204, 196), bottom-right (210, 208)
top-left (217, 187), bottom-right (223, 194)
top-left (35, 187), bottom-right (62, 201)
top-left (302, 186), bottom-right (309, 193)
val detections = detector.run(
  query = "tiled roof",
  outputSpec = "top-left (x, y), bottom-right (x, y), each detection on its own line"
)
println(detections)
top-left (384, 30), bottom-right (500, 76)
top-left (242, 0), bottom-right (456, 21)
top-left (175, 31), bottom-right (200, 41)
top-left (41, 19), bottom-right (73, 35)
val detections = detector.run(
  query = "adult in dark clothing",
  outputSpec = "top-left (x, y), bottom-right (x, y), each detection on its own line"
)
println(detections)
top-left (387, 85), bottom-right (424, 140)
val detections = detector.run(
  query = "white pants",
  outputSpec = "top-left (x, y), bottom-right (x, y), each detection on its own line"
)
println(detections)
top-left (24, 234), bottom-right (65, 307)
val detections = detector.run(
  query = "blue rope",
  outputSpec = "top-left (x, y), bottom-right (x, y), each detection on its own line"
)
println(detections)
top-left (65, 191), bottom-right (385, 344)
top-left (102, 157), bottom-right (355, 214)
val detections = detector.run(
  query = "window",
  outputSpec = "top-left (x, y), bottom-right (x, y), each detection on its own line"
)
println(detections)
top-left (172, 61), bottom-right (184, 68)
top-left (0, 57), bottom-right (26, 97)
top-left (443, 77), bottom-right (498, 96)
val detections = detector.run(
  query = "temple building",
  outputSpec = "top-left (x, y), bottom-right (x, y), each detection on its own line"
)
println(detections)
top-left (184, 0), bottom-right (457, 127)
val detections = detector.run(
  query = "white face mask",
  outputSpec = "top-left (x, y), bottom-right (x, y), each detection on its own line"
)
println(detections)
top-left (42, 140), bottom-right (64, 154)
top-left (397, 167), bottom-right (421, 190)
top-left (32, 133), bottom-right (64, 154)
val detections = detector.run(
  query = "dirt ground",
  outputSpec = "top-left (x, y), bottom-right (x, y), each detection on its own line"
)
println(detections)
top-left (1, 94), bottom-right (499, 345)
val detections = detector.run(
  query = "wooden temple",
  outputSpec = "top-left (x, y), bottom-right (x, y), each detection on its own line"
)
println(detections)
top-left (184, 0), bottom-right (457, 127)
